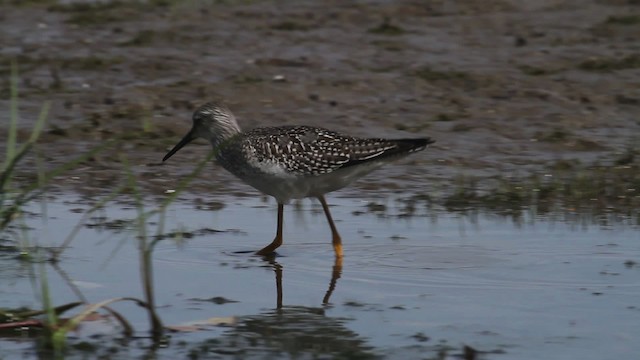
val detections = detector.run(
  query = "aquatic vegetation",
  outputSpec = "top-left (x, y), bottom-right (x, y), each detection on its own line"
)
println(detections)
top-left (1, 61), bottom-right (48, 232)
top-left (0, 61), bottom-right (217, 354)
top-left (414, 66), bottom-right (471, 82)
top-left (518, 64), bottom-right (562, 76)
top-left (605, 15), bottom-right (640, 25)
top-left (368, 18), bottom-right (406, 36)
top-left (578, 54), bottom-right (640, 72)
top-left (444, 161), bottom-right (640, 223)
top-left (0, 62), bottom-right (115, 233)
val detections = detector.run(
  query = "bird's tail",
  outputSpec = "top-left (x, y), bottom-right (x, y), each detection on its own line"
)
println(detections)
top-left (341, 137), bottom-right (434, 169)
top-left (393, 138), bottom-right (435, 154)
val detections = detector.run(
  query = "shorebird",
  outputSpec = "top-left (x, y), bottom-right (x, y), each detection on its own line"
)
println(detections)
top-left (162, 101), bottom-right (434, 257)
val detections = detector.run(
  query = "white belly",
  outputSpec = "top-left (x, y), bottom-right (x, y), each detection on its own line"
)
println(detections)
top-left (236, 161), bottom-right (384, 204)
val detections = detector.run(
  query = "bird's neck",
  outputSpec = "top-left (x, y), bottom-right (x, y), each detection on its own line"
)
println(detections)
top-left (210, 122), bottom-right (241, 149)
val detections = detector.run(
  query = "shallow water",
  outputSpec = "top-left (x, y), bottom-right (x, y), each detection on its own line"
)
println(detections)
top-left (1, 195), bottom-right (639, 359)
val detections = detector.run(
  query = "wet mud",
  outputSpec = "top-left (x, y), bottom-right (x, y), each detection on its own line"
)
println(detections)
top-left (1, 0), bottom-right (639, 202)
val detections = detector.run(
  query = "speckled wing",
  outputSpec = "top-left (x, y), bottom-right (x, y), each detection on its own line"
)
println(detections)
top-left (241, 126), bottom-right (433, 176)
top-left (339, 135), bottom-right (433, 169)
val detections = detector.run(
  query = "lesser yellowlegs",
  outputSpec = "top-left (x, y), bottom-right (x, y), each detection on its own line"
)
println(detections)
top-left (162, 101), bottom-right (434, 257)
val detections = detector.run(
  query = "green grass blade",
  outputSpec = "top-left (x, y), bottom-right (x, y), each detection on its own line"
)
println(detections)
top-left (29, 100), bottom-right (50, 143)
top-left (0, 138), bottom-right (120, 231)
top-left (5, 59), bottom-right (19, 170)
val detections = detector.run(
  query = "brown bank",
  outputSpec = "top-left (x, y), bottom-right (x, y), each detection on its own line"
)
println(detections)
top-left (0, 0), bottom-right (638, 210)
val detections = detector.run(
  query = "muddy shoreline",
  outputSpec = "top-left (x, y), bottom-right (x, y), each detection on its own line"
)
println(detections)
top-left (1, 0), bottom-right (639, 203)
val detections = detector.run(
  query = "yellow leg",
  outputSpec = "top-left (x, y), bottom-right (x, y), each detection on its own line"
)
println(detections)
top-left (256, 203), bottom-right (284, 256)
top-left (317, 195), bottom-right (343, 258)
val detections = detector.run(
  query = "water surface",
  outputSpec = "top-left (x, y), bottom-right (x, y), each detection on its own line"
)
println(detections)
top-left (1, 196), bottom-right (638, 359)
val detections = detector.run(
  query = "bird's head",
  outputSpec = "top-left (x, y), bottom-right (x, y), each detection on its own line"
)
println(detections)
top-left (163, 101), bottom-right (240, 162)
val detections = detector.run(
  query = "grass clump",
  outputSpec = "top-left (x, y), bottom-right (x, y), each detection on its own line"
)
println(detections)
top-left (394, 119), bottom-right (430, 133)
top-left (434, 113), bottom-right (456, 122)
top-left (370, 40), bottom-right (403, 51)
top-left (119, 30), bottom-right (157, 47)
top-left (536, 128), bottom-right (570, 143)
top-left (6, 0), bottom-right (56, 6)
top-left (578, 54), bottom-right (640, 72)
top-left (270, 21), bottom-right (310, 31)
top-left (413, 65), bottom-right (488, 89)
top-left (0, 61), bottom-right (117, 231)
top-left (368, 18), bottom-right (405, 35)
top-left (59, 56), bottom-right (123, 71)
top-left (64, 11), bottom-right (123, 26)
top-left (614, 148), bottom-right (636, 166)
top-left (605, 15), bottom-right (640, 25)
top-left (1, 61), bottom-right (49, 231)
top-left (444, 160), bottom-right (640, 221)
top-left (518, 64), bottom-right (559, 76)
top-left (0, 58), bottom-right (216, 354)
top-left (48, 1), bottom-right (126, 12)
top-left (450, 123), bottom-right (473, 132)
top-left (49, 1), bottom-right (178, 26)
top-left (414, 66), bottom-right (471, 82)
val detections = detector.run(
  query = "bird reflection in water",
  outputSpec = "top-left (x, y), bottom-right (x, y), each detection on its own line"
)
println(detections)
top-left (261, 255), bottom-right (343, 309)
top-left (203, 255), bottom-right (374, 359)
top-left (204, 303), bottom-right (377, 359)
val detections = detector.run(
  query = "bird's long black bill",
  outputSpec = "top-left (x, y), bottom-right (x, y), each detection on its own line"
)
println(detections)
top-left (163, 130), bottom-right (195, 162)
